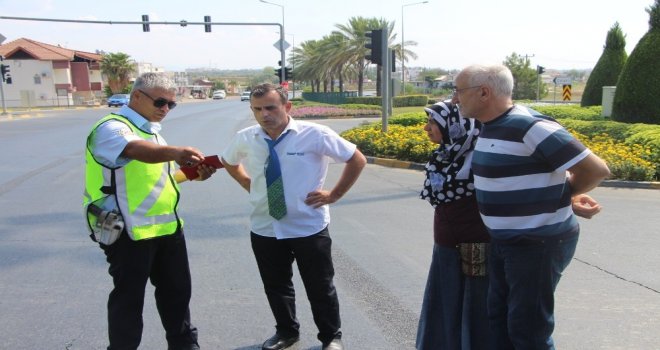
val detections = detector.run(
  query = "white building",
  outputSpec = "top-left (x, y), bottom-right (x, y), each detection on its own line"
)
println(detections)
top-left (0, 38), bottom-right (103, 108)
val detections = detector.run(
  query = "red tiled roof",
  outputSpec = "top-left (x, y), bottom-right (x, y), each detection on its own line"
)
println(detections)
top-left (0, 37), bottom-right (102, 61)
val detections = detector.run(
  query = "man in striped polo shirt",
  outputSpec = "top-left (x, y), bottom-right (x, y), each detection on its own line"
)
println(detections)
top-left (451, 64), bottom-right (610, 349)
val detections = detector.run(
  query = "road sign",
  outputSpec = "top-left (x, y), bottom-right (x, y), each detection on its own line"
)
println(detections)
top-left (273, 39), bottom-right (290, 52)
top-left (554, 76), bottom-right (572, 85)
top-left (563, 85), bottom-right (572, 101)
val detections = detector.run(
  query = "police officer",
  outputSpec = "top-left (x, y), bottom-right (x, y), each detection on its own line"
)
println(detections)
top-left (84, 73), bottom-right (215, 350)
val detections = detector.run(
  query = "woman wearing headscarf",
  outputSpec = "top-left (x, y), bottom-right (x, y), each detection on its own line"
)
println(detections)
top-left (416, 101), bottom-right (493, 350)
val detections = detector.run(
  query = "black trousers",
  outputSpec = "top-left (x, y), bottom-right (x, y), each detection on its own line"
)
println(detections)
top-left (251, 227), bottom-right (342, 344)
top-left (101, 230), bottom-right (198, 350)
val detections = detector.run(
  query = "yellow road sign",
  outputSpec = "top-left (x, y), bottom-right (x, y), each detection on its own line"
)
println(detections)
top-left (562, 84), bottom-right (572, 101)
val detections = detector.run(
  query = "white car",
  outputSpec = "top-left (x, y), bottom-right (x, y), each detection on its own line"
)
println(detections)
top-left (212, 90), bottom-right (226, 99)
top-left (240, 91), bottom-right (251, 101)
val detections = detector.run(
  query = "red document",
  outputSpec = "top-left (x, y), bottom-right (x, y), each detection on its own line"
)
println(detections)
top-left (180, 155), bottom-right (224, 180)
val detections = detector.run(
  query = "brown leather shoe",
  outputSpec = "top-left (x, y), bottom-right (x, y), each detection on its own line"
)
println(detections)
top-left (322, 338), bottom-right (344, 350)
top-left (262, 333), bottom-right (300, 350)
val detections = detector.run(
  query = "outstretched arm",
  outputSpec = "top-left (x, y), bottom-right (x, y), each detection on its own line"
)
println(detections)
top-left (122, 140), bottom-right (204, 167)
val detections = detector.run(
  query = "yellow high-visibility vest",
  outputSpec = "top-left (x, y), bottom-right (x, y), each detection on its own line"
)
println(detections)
top-left (84, 114), bottom-right (182, 240)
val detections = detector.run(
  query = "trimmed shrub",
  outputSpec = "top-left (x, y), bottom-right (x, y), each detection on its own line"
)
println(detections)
top-left (612, 0), bottom-right (660, 124)
top-left (345, 94), bottom-right (429, 107)
top-left (393, 95), bottom-right (429, 107)
top-left (559, 120), bottom-right (632, 141)
top-left (581, 22), bottom-right (628, 107)
top-left (389, 112), bottom-right (427, 126)
top-left (532, 105), bottom-right (605, 121)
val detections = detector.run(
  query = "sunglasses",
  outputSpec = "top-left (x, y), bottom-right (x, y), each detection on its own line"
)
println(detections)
top-left (138, 89), bottom-right (177, 109)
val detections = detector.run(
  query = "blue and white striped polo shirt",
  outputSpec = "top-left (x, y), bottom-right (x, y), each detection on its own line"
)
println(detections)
top-left (472, 105), bottom-right (591, 240)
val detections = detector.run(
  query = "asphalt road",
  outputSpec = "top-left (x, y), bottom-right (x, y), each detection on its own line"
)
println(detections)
top-left (0, 100), bottom-right (658, 349)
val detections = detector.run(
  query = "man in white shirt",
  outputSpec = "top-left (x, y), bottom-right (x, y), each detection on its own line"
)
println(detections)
top-left (222, 83), bottom-right (366, 350)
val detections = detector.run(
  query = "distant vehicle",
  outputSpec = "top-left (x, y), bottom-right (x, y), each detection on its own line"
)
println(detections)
top-left (107, 94), bottom-right (130, 107)
top-left (212, 90), bottom-right (226, 99)
top-left (190, 88), bottom-right (207, 99)
top-left (240, 91), bottom-right (251, 101)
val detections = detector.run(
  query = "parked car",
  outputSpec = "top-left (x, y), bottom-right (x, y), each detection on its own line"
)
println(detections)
top-left (107, 94), bottom-right (130, 107)
top-left (240, 91), bottom-right (251, 101)
top-left (212, 90), bottom-right (226, 99)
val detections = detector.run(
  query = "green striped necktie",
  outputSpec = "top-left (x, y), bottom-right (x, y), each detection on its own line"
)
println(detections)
top-left (264, 130), bottom-right (290, 220)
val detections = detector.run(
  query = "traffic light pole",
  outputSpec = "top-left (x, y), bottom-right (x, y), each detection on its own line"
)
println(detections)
top-left (381, 42), bottom-right (390, 133)
top-left (0, 79), bottom-right (7, 115)
top-left (0, 56), bottom-right (7, 115)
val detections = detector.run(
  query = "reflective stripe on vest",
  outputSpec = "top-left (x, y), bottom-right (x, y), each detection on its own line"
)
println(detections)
top-left (84, 114), bottom-right (181, 240)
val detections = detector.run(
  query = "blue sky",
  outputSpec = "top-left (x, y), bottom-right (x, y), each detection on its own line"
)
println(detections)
top-left (0, 0), bottom-right (654, 71)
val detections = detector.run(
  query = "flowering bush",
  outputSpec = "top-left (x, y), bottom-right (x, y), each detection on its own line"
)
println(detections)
top-left (290, 106), bottom-right (380, 119)
top-left (342, 122), bottom-right (659, 181)
top-left (571, 131), bottom-right (656, 181)
top-left (341, 123), bottom-right (436, 163)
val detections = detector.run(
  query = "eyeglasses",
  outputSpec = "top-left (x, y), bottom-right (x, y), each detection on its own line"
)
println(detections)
top-left (138, 89), bottom-right (177, 110)
top-left (452, 85), bottom-right (482, 95)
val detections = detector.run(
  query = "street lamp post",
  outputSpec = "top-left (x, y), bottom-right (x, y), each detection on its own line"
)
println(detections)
top-left (401, 1), bottom-right (428, 96)
top-left (259, 0), bottom-right (286, 85)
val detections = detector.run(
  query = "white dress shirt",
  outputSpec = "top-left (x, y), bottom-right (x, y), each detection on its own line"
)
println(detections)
top-left (222, 117), bottom-right (357, 239)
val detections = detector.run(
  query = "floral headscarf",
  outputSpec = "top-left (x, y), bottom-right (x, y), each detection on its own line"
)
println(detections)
top-left (420, 101), bottom-right (482, 206)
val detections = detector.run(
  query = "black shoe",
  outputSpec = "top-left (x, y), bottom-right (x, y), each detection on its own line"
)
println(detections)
top-left (262, 333), bottom-right (300, 350)
top-left (322, 338), bottom-right (343, 350)
top-left (168, 342), bottom-right (200, 350)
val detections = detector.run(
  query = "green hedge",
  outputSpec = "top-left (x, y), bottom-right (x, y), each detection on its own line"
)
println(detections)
top-left (346, 94), bottom-right (428, 107)
top-left (530, 105), bottom-right (605, 120)
top-left (389, 112), bottom-right (427, 126)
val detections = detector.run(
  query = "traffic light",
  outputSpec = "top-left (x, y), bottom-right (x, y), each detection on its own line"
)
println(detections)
top-left (1, 64), bottom-right (9, 83)
top-left (204, 15), bottom-right (212, 32)
top-left (284, 67), bottom-right (293, 80)
top-left (391, 50), bottom-right (396, 72)
top-left (142, 15), bottom-right (150, 32)
top-left (537, 65), bottom-right (545, 75)
top-left (274, 67), bottom-right (283, 83)
top-left (365, 29), bottom-right (384, 65)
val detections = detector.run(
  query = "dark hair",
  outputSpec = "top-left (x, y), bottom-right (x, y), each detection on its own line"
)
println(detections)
top-left (250, 83), bottom-right (288, 104)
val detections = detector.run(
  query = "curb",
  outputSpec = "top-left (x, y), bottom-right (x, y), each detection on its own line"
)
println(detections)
top-left (365, 156), bottom-right (660, 190)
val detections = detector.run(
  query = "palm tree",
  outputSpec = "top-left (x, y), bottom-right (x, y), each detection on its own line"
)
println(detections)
top-left (316, 33), bottom-right (356, 92)
top-left (334, 17), bottom-right (385, 96)
top-left (335, 17), bottom-right (408, 96)
top-left (391, 39), bottom-right (419, 94)
top-left (291, 16), bottom-right (418, 97)
top-left (100, 52), bottom-right (135, 94)
top-left (292, 40), bottom-right (325, 92)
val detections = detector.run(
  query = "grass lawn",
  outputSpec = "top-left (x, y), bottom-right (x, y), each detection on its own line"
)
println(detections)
top-left (393, 106), bottom-right (426, 116)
